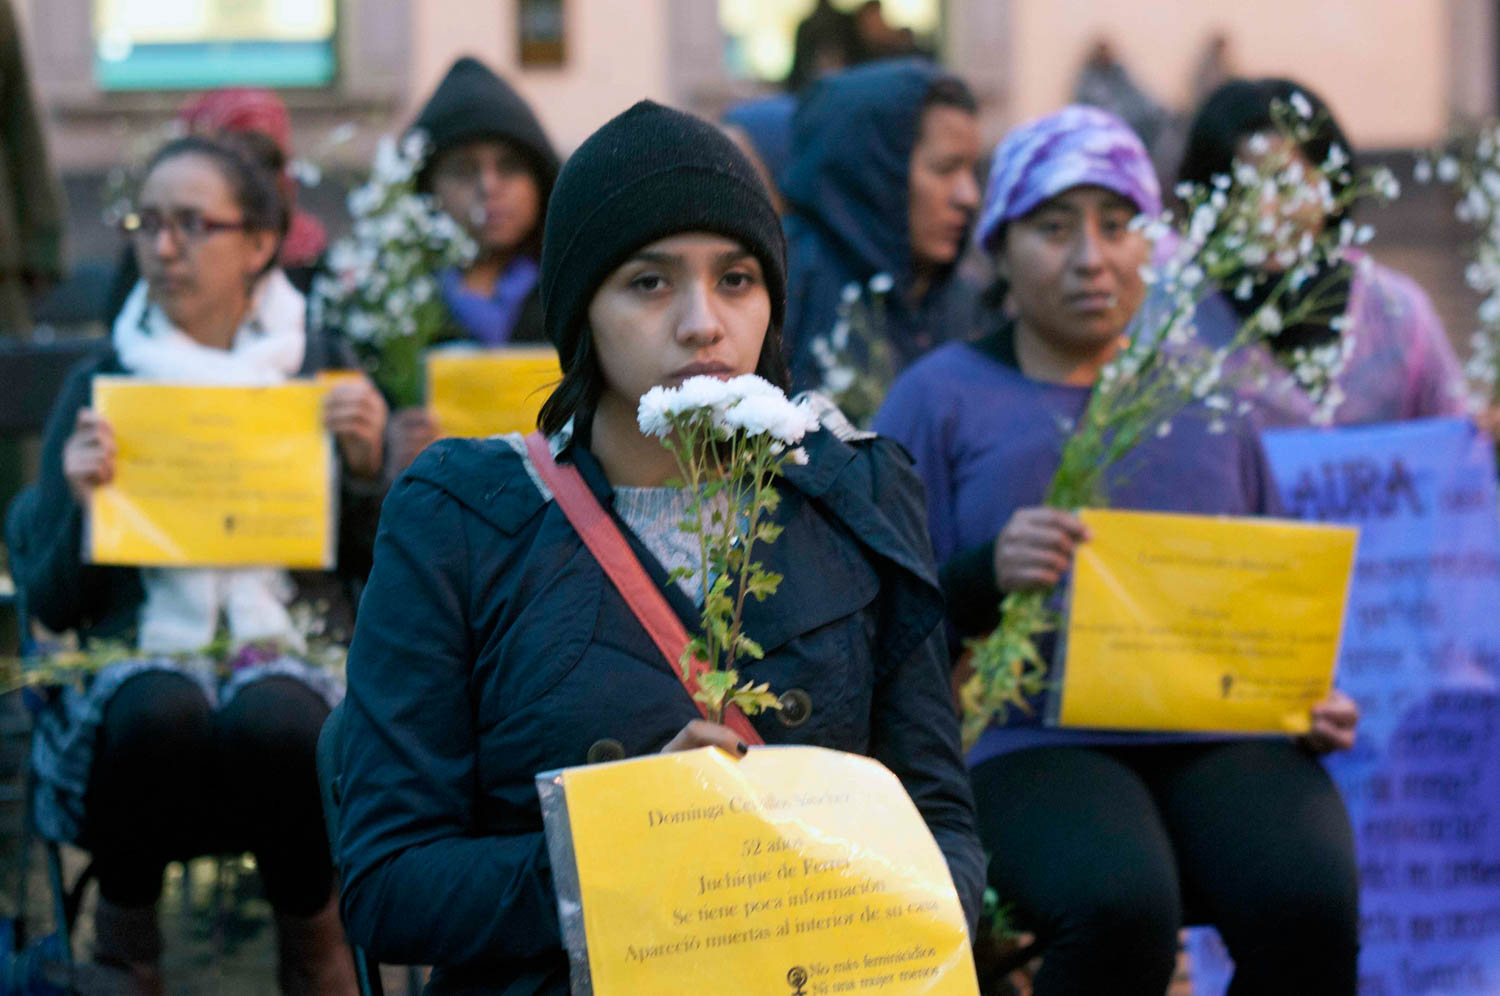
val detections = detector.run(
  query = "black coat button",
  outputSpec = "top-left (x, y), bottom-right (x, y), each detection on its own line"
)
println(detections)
top-left (586, 739), bottom-right (626, 764)
top-left (777, 689), bottom-right (813, 727)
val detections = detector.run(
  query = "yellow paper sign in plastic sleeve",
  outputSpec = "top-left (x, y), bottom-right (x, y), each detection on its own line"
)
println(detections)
top-left (544, 746), bottom-right (978, 995)
top-left (426, 346), bottom-right (561, 438)
top-left (1058, 509), bottom-right (1358, 734)
top-left (89, 378), bottom-right (335, 568)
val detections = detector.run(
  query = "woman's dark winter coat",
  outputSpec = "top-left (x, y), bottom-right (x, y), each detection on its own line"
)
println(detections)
top-left (335, 427), bottom-right (986, 995)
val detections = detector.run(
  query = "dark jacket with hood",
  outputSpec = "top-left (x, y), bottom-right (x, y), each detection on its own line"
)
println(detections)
top-left (781, 59), bottom-right (978, 391)
top-left (335, 420), bottom-right (985, 994)
top-left (413, 56), bottom-right (560, 348)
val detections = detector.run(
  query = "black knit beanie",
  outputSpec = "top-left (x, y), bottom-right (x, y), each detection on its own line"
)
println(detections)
top-left (540, 100), bottom-right (787, 362)
top-left (411, 56), bottom-right (560, 196)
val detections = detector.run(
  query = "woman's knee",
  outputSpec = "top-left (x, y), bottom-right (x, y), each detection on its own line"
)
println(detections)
top-left (1027, 873), bottom-right (1181, 995)
top-left (216, 676), bottom-right (329, 760)
top-left (95, 671), bottom-right (213, 772)
top-left (1053, 868), bottom-right (1182, 958)
top-left (85, 671), bottom-right (215, 853)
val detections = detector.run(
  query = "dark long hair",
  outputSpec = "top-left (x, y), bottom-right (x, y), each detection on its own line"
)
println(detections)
top-left (1177, 77), bottom-right (1358, 221)
top-left (537, 319), bottom-right (791, 438)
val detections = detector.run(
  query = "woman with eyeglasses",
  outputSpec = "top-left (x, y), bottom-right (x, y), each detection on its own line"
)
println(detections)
top-left (5, 133), bottom-right (387, 994)
top-left (102, 87), bottom-right (332, 329)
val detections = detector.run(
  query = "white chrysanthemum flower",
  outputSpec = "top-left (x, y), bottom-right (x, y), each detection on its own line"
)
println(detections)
top-left (840, 281), bottom-right (862, 304)
top-left (667, 375), bottom-right (735, 413)
top-left (637, 386), bottom-right (674, 438)
top-left (868, 273), bottom-right (895, 295)
top-left (722, 374), bottom-right (782, 402)
top-left (1289, 91), bottom-right (1314, 120)
top-left (721, 393), bottom-right (820, 445)
top-left (1437, 157), bottom-right (1461, 183)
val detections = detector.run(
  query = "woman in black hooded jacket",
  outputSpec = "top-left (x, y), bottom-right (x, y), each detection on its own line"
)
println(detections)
top-left (781, 58), bottom-right (983, 395)
top-left (386, 56), bottom-right (562, 473)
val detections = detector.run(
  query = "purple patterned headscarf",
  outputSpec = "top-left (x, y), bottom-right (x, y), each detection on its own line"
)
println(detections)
top-left (976, 105), bottom-right (1161, 252)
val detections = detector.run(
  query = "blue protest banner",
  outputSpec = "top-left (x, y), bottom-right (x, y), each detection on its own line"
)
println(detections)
top-left (1191, 417), bottom-right (1500, 994)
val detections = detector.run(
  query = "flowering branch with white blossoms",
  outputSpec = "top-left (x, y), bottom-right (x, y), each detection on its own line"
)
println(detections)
top-left (311, 131), bottom-right (477, 408)
top-left (637, 375), bottom-right (821, 723)
top-left (809, 273), bottom-right (897, 427)
top-left (959, 95), bottom-right (1400, 747)
top-left (1416, 125), bottom-right (1500, 411)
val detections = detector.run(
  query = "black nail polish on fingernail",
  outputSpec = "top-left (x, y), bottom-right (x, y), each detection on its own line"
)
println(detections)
top-left (737, 742), bottom-right (749, 755)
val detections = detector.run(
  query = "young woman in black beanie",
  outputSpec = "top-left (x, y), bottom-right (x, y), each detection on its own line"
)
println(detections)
top-left (334, 100), bottom-right (984, 993)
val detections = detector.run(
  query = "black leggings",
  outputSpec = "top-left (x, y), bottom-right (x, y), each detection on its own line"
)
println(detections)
top-left (81, 671), bottom-right (334, 916)
top-left (971, 741), bottom-right (1359, 996)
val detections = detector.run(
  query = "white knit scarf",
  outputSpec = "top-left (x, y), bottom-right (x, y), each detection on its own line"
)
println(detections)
top-left (113, 271), bottom-right (310, 655)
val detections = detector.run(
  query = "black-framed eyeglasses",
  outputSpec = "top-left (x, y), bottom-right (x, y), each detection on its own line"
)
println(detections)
top-left (120, 209), bottom-right (252, 245)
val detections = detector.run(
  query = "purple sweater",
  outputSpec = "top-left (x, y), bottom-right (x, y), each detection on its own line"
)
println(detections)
top-left (1193, 255), bottom-right (1467, 428)
top-left (873, 328), bottom-right (1282, 764)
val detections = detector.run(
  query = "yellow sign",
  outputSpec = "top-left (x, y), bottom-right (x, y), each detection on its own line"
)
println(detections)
top-left (89, 378), bottom-right (335, 568)
top-left (426, 347), bottom-right (560, 438)
top-left (1058, 509), bottom-right (1358, 734)
top-left (543, 746), bottom-right (978, 995)
top-left (315, 369), bottom-right (365, 392)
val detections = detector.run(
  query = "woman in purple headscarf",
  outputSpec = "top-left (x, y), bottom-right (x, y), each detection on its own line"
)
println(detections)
top-left (874, 106), bottom-right (1361, 995)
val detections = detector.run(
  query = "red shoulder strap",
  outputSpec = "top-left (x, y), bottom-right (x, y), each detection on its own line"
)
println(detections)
top-left (523, 432), bottom-right (764, 746)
